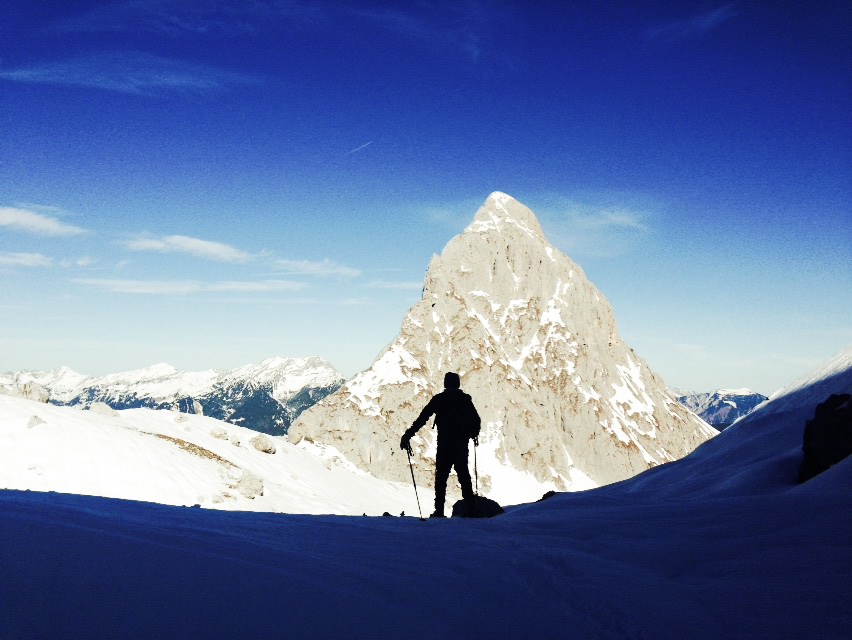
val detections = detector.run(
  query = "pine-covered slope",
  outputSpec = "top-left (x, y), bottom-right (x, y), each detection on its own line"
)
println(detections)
top-left (289, 193), bottom-right (716, 503)
top-left (0, 356), bottom-right (344, 435)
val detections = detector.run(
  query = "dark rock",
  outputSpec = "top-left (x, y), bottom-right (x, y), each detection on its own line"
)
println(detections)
top-left (798, 394), bottom-right (852, 483)
top-left (451, 495), bottom-right (504, 518)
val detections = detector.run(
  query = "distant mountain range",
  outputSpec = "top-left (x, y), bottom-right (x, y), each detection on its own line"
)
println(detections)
top-left (1, 357), bottom-right (766, 436)
top-left (0, 356), bottom-right (344, 436)
top-left (674, 389), bottom-right (768, 430)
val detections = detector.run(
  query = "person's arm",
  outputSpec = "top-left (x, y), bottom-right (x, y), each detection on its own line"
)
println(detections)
top-left (400, 397), bottom-right (437, 450)
top-left (468, 396), bottom-right (481, 444)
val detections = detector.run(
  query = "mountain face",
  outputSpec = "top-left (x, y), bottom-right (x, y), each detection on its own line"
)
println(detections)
top-left (675, 389), bottom-right (768, 430)
top-left (0, 356), bottom-right (344, 436)
top-left (289, 192), bottom-right (716, 503)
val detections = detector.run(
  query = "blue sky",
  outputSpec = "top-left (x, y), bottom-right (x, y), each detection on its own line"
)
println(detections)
top-left (1, 1), bottom-right (849, 393)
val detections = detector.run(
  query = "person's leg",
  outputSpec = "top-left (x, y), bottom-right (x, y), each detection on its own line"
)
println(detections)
top-left (453, 444), bottom-right (475, 504)
top-left (433, 450), bottom-right (452, 517)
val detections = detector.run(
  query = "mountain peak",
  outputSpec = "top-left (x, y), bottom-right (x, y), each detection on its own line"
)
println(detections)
top-left (466, 191), bottom-right (547, 243)
top-left (291, 193), bottom-right (715, 502)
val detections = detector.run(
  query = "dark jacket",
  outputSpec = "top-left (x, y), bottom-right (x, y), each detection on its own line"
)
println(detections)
top-left (404, 388), bottom-right (481, 449)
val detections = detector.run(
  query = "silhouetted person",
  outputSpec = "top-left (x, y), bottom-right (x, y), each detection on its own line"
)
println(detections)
top-left (400, 372), bottom-right (480, 518)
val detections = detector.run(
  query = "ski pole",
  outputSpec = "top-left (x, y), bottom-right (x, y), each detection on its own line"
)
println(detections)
top-left (474, 440), bottom-right (479, 496)
top-left (406, 447), bottom-right (424, 520)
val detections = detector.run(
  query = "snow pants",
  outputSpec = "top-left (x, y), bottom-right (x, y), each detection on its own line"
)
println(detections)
top-left (434, 443), bottom-right (474, 511)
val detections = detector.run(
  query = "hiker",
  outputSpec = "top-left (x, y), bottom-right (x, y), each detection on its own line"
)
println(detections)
top-left (400, 372), bottom-right (480, 518)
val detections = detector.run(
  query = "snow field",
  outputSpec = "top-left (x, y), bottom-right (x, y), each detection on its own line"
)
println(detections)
top-left (0, 396), bottom-right (425, 515)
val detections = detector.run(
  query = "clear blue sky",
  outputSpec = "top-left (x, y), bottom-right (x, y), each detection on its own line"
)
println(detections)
top-left (1, 1), bottom-right (849, 394)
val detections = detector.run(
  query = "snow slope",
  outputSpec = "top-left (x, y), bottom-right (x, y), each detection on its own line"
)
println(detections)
top-left (0, 396), bottom-right (425, 516)
top-left (1, 348), bottom-right (850, 639)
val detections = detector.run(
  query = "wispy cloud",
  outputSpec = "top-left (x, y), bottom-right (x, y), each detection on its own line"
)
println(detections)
top-left (60, 257), bottom-right (96, 269)
top-left (367, 280), bottom-right (422, 290)
top-left (540, 200), bottom-right (651, 259)
top-left (123, 234), bottom-right (252, 263)
top-left (349, 3), bottom-right (501, 63)
top-left (346, 141), bottom-right (373, 155)
top-left (207, 280), bottom-right (304, 293)
top-left (0, 51), bottom-right (257, 95)
top-left (568, 207), bottom-right (648, 231)
top-left (273, 258), bottom-right (361, 278)
top-left (0, 252), bottom-right (53, 268)
top-left (646, 4), bottom-right (738, 43)
top-left (0, 206), bottom-right (88, 236)
top-left (72, 278), bottom-right (305, 295)
top-left (53, 0), bottom-right (323, 37)
top-left (421, 200), bottom-right (484, 233)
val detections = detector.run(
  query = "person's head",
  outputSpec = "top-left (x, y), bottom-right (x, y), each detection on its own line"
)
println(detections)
top-left (443, 372), bottom-right (460, 390)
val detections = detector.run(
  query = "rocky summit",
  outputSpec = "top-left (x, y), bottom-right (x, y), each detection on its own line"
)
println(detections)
top-left (289, 192), bottom-right (716, 504)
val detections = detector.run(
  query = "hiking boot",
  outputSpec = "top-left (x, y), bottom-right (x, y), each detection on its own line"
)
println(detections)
top-left (429, 510), bottom-right (445, 518)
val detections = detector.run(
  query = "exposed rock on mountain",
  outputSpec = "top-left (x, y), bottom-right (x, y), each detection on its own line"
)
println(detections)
top-left (1, 356), bottom-right (343, 436)
top-left (289, 192), bottom-right (716, 503)
top-left (675, 389), bottom-right (768, 430)
top-left (0, 380), bottom-right (49, 403)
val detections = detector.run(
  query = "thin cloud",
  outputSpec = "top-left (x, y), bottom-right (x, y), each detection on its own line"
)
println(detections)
top-left (646, 4), bottom-right (738, 43)
top-left (0, 206), bottom-right (88, 236)
top-left (570, 208), bottom-right (648, 231)
top-left (72, 278), bottom-right (305, 295)
top-left (0, 51), bottom-right (258, 96)
top-left (422, 199), bottom-right (485, 233)
top-left (274, 258), bottom-right (361, 278)
top-left (123, 234), bottom-right (252, 263)
top-left (346, 141), bottom-right (373, 155)
top-left (52, 0), bottom-right (323, 37)
top-left (349, 3), bottom-right (500, 64)
top-left (60, 257), bottom-right (96, 269)
top-left (74, 278), bottom-right (202, 295)
top-left (540, 200), bottom-right (652, 259)
top-left (367, 280), bottom-right (423, 290)
top-left (207, 280), bottom-right (305, 293)
top-left (0, 252), bottom-right (53, 268)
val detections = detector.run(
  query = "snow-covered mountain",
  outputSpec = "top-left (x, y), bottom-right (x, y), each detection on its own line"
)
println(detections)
top-left (0, 392), bottom-right (421, 515)
top-left (290, 192), bottom-right (716, 503)
top-left (675, 388), bottom-right (767, 429)
top-left (0, 356), bottom-right (344, 435)
top-left (3, 348), bottom-right (849, 639)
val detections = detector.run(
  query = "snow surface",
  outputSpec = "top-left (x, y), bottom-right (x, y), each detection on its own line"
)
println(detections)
top-left (0, 398), bottom-right (423, 515)
top-left (1, 350), bottom-right (850, 639)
